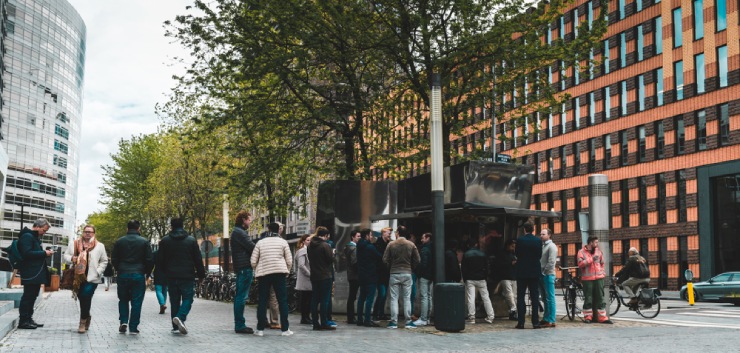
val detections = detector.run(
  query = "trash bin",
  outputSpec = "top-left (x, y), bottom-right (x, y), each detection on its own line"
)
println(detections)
top-left (433, 282), bottom-right (466, 332)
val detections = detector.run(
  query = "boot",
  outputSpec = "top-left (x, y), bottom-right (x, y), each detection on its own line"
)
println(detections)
top-left (85, 316), bottom-right (91, 330)
top-left (78, 319), bottom-right (87, 333)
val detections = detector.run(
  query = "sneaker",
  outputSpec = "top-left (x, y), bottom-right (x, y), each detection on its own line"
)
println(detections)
top-left (119, 323), bottom-right (127, 334)
top-left (173, 317), bottom-right (188, 335)
top-left (508, 311), bottom-right (518, 321)
top-left (159, 305), bottom-right (167, 314)
top-left (254, 330), bottom-right (264, 336)
top-left (129, 330), bottom-right (140, 335)
top-left (327, 320), bottom-right (338, 328)
top-left (412, 319), bottom-right (428, 326)
top-left (467, 317), bottom-right (476, 324)
top-left (170, 329), bottom-right (180, 334)
top-left (485, 317), bottom-right (495, 324)
top-left (405, 321), bottom-right (416, 329)
top-left (387, 321), bottom-right (398, 329)
top-left (281, 329), bottom-right (294, 336)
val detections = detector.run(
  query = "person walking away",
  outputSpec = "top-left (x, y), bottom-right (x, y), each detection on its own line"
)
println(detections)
top-left (382, 227), bottom-right (420, 329)
top-left (577, 236), bottom-right (613, 324)
top-left (231, 210), bottom-right (256, 334)
top-left (413, 232), bottom-right (434, 326)
top-left (251, 222), bottom-right (293, 337)
top-left (64, 224), bottom-right (108, 333)
top-left (152, 250), bottom-right (168, 314)
top-left (614, 247), bottom-right (651, 307)
top-left (356, 229), bottom-right (382, 327)
top-left (372, 227), bottom-right (392, 321)
top-left (539, 228), bottom-right (557, 328)
top-left (294, 234), bottom-right (313, 324)
top-left (344, 230), bottom-right (361, 324)
top-left (17, 218), bottom-right (54, 329)
top-left (514, 222), bottom-right (542, 329)
top-left (496, 239), bottom-right (518, 321)
top-left (461, 238), bottom-right (495, 324)
top-left (158, 218), bottom-right (206, 334)
top-left (103, 262), bottom-right (114, 291)
top-left (307, 227), bottom-right (335, 331)
top-left (112, 220), bottom-right (154, 335)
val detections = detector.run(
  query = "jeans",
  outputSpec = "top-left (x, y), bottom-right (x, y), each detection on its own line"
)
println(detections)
top-left (168, 279), bottom-right (195, 329)
top-left (233, 267), bottom-right (254, 330)
top-left (373, 282), bottom-right (388, 318)
top-left (418, 278), bottom-right (433, 321)
top-left (516, 278), bottom-right (540, 326)
top-left (117, 273), bottom-right (146, 330)
top-left (257, 274), bottom-right (290, 331)
top-left (311, 278), bottom-right (333, 327)
top-left (465, 279), bottom-right (494, 320)
top-left (78, 282), bottom-right (99, 319)
top-left (155, 284), bottom-right (168, 306)
top-left (346, 279), bottom-right (359, 321)
top-left (357, 283), bottom-right (377, 323)
top-left (410, 273), bottom-right (417, 314)
top-left (19, 283), bottom-right (41, 322)
top-left (389, 273), bottom-right (413, 323)
top-left (541, 274), bottom-right (556, 323)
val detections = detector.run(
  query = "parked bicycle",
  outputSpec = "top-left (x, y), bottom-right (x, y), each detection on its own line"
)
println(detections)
top-left (608, 278), bottom-right (661, 319)
top-left (559, 266), bottom-right (584, 321)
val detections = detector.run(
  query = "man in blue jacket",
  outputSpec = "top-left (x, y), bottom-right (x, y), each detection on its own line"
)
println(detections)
top-left (514, 222), bottom-right (542, 329)
top-left (356, 229), bottom-right (382, 327)
top-left (112, 220), bottom-right (154, 334)
top-left (17, 218), bottom-right (54, 329)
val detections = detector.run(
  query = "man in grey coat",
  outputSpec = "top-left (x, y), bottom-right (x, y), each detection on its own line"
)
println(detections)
top-left (539, 228), bottom-right (557, 327)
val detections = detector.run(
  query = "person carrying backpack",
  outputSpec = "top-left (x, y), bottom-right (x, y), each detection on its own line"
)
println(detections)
top-left (614, 247), bottom-right (651, 306)
top-left (17, 218), bottom-right (54, 329)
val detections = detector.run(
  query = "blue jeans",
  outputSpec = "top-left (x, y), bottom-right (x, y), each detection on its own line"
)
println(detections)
top-left (257, 274), bottom-right (290, 331)
top-left (155, 284), bottom-right (168, 306)
top-left (410, 273), bottom-right (417, 313)
top-left (117, 273), bottom-right (146, 330)
top-left (168, 279), bottom-right (195, 329)
top-left (418, 278), bottom-right (433, 321)
top-left (233, 267), bottom-right (254, 330)
top-left (78, 282), bottom-right (98, 319)
top-left (311, 278), bottom-right (333, 327)
top-left (541, 274), bottom-right (556, 323)
top-left (389, 273), bottom-right (413, 323)
top-left (357, 282), bottom-right (377, 323)
top-left (373, 282), bottom-right (388, 317)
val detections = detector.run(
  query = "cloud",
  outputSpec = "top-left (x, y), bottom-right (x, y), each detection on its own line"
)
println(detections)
top-left (68, 0), bottom-right (192, 223)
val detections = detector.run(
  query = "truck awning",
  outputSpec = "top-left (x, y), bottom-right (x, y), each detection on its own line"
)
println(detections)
top-left (369, 202), bottom-right (561, 221)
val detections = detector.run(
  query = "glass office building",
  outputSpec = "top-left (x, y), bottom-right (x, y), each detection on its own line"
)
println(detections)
top-left (0, 0), bottom-right (85, 244)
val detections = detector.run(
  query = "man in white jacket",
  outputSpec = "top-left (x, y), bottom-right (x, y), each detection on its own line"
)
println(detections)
top-left (251, 222), bottom-right (293, 337)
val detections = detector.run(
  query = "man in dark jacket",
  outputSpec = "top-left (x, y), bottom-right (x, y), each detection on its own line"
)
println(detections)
top-left (307, 227), bottom-right (335, 330)
top-left (444, 239), bottom-right (462, 283)
top-left (372, 227), bottom-right (392, 320)
top-left (157, 218), bottom-right (206, 335)
top-left (344, 230), bottom-right (361, 324)
top-left (230, 210), bottom-right (256, 334)
top-left (356, 229), bottom-right (382, 327)
top-left (413, 232), bottom-right (434, 326)
top-left (112, 220), bottom-right (154, 334)
top-left (614, 247), bottom-right (650, 306)
top-left (514, 222), bottom-right (542, 329)
top-left (17, 218), bottom-right (54, 329)
top-left (462, 239), bottom-right (495, 324)
top-left (496, 239), bottom-right (518, 320)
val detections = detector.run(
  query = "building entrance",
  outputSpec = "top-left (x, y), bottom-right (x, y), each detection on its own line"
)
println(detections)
top-left (713, 173), bottom-right (740, 273)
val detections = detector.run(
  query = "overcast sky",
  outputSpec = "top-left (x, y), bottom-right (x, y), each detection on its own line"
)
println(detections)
top-left (68, 0), bottom-right (192, 224)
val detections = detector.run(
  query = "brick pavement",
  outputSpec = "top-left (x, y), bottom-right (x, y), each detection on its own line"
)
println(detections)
top-left (0, 284), bottom-right (706, 353)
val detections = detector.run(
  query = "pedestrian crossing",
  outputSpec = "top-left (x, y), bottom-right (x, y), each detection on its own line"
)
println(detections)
top-left (613, 307), bottom-right (740, 329)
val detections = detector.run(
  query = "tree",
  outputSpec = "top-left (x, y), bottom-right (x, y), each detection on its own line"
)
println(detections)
top-left (85, 210), bottom-right (123, 254)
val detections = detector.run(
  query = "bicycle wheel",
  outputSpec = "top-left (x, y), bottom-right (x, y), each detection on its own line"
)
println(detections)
top-left (609, 290), bottom-right (621, 317)
top-left (574, 287), bottom-right (585, 319)
top-left (564, 289), bottom-right (576, 321)
top-left (637, 297), bottom-right (660, 319)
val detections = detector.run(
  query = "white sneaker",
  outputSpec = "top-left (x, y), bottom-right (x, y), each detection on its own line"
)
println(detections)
top-left (485, 317), bottom-right (495, 324)
top-left (254, 330), bottom-right (264, 337)
top-left (173, 317), bottom-right (188, 335)
top-left (281, 329), bottom-right (293, 336)
top-left (412, 319), bottom-right (428, 326)
top-left (467, 319), bottom-right (476, 324)
top-left (170, 329), bottom-right (179, 334)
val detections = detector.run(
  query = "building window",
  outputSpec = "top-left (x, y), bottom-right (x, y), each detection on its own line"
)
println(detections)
top-left (677, 170), bottom-right (687, 222)
top-left (655, 120), bottom-right (665, 159)
top-left (621, 179), bottom-right (630, 227)
top-left (620, 131), bottom-right (629, 166)
top-left (619, 0), bottom-right (626, 20)
top-left (695, 53), bottom-right (705, 94)
top-left (573, 8), bottom-right (579, 37)
top-left (638, 126), bottom-right (646, 162)
top-left (561, 103), bottom-right (567, 133)
top-left (589, 138), bottom-right (597, 172)
top-left (675, 60), bottom-right (684, 100)
top-left (675, 116), bottom-right (685, 155)
top-left (620, 32), bottom-right (627, 68)
top-left (657, 173), bottom-right (667, 223)
top-left (574, 98), bottom-right (580, 130)
top-left (696, 110), bottom-right (707, 151)
top-left (604, 134), bottom-right (612, 169)
top-left (656, 68), bottom-right (664, 106)
top-left (603, 39), bottom-right (610, 74)
top-left (719, 104), bottom-right (730, 146)
top-left (637, 0), bottom-right (643, 11)
top-left (547, 149), bottom-right (554, 181)
top-left (655, 17), bottom-right (663, 54)
top-left (53, 140), bottom-right (68, 154)
top-left (673, 8), bottom-right (683, 48)
top-left (547, 193), bottom-right (555, 230)
top-left (639, 177), bottom-right (648, 225)
top-left (693, 0), bottom-right (704, 40)
top-left (716, 0), bottom-right (727, 32)
top-left (637, 25), bottom-right (644, 61)
top-left (573, 142), bottom-right (581, 174)
top-left (548, 112), bottom-right (553, 138)
top-left (718, 45), bottom-right (728, 87)
top-left (561, 190), bottom-right (568, 232)
top-left (620, 81), bottom-right (628, 116)
top-left (638, 74), bottom-right (645, 111)
top-left (589, 92), bottom-right (595, 126)
top-left (588, 1), bottom-right (594, 29)
top-left (53, 155), bottom-right (68, 169)
top-left (604, 86), bottom-right (611, 121)
top-left (560, 145), bottom-right (567, 179)
top-left (560, 16), bottom-right (565, 39)
top-left (54, 124), bottom-right (69, 139)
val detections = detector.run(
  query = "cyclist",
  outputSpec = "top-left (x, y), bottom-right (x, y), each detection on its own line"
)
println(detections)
top-left (614, 247), bottom-right (650, 307)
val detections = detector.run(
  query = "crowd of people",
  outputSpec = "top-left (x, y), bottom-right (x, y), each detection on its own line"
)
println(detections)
top-left (13, 216), bottom-right (641, 335)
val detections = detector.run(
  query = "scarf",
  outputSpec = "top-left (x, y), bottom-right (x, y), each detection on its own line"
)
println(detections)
top-left (71, 237), bottom-right (97, 300)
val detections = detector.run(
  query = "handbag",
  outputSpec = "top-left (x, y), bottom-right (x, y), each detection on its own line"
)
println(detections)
top-left (60, 268), bottom-right (75, 289)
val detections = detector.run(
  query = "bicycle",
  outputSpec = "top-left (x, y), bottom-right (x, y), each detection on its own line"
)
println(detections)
top-left (608, 278), bottom-right (661, 319)
top-left (559, 266), bottom-right (584, 321)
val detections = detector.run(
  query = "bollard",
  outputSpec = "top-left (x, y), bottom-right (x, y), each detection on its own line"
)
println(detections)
top-left (685, 269), bottom-right (695, 306)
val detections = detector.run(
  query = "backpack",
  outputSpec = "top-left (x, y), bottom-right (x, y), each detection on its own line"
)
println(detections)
top-left (3, 239), bottom-right (24, 269)
top-left (637, 259), bottom-right (650, 278)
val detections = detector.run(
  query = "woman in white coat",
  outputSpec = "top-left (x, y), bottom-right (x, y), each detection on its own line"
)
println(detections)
top-left (64, 224), bottom-right (108, 333)
top-left (294, 234), bottom-right (313, 324)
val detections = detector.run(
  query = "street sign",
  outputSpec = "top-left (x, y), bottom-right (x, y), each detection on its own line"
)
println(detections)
top-left (496, 154), bottom-right (511, 163)
top-left (295, 220), bottom-right (310, 234)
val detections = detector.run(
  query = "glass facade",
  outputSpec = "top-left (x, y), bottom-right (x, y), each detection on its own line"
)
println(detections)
top-left (1, 0), bottom-right (86, 242)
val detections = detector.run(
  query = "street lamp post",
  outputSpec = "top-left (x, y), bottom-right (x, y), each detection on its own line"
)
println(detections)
top-left (430, 73), bottom-right (445, 284)
top-left (222, 194), bottom-right (230, 273)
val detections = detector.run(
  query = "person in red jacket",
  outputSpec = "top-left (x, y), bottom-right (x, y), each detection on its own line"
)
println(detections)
top-left (577, 236), bottom-right (613, 324)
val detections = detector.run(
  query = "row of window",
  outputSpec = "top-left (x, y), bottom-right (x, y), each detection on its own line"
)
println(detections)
top-left (5, 175), bottom-right (66, 198)
top-left (1, 212), bottom-right (64, 228)
top-left (4, 193), bottom-right (65, 213)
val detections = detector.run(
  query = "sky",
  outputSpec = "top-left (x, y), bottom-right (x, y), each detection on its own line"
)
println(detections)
top-left (67, 0), bottom-right (193, 224)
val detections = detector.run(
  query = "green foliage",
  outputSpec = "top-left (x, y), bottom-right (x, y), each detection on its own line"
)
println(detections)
top-left (85, 210), bottom-right (124, 253)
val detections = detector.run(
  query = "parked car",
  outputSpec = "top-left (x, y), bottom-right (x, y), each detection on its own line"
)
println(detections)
top-left (680, 272), bottom-right (740, 304)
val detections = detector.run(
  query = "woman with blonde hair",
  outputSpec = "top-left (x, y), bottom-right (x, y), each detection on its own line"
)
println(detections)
top-left (294, 234), bottom-right (312, 324)
top-left (64, 224), bottom-right (108, 333)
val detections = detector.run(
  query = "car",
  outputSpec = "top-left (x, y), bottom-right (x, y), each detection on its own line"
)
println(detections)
top-left (680, 271), bottom-right (740, 304)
